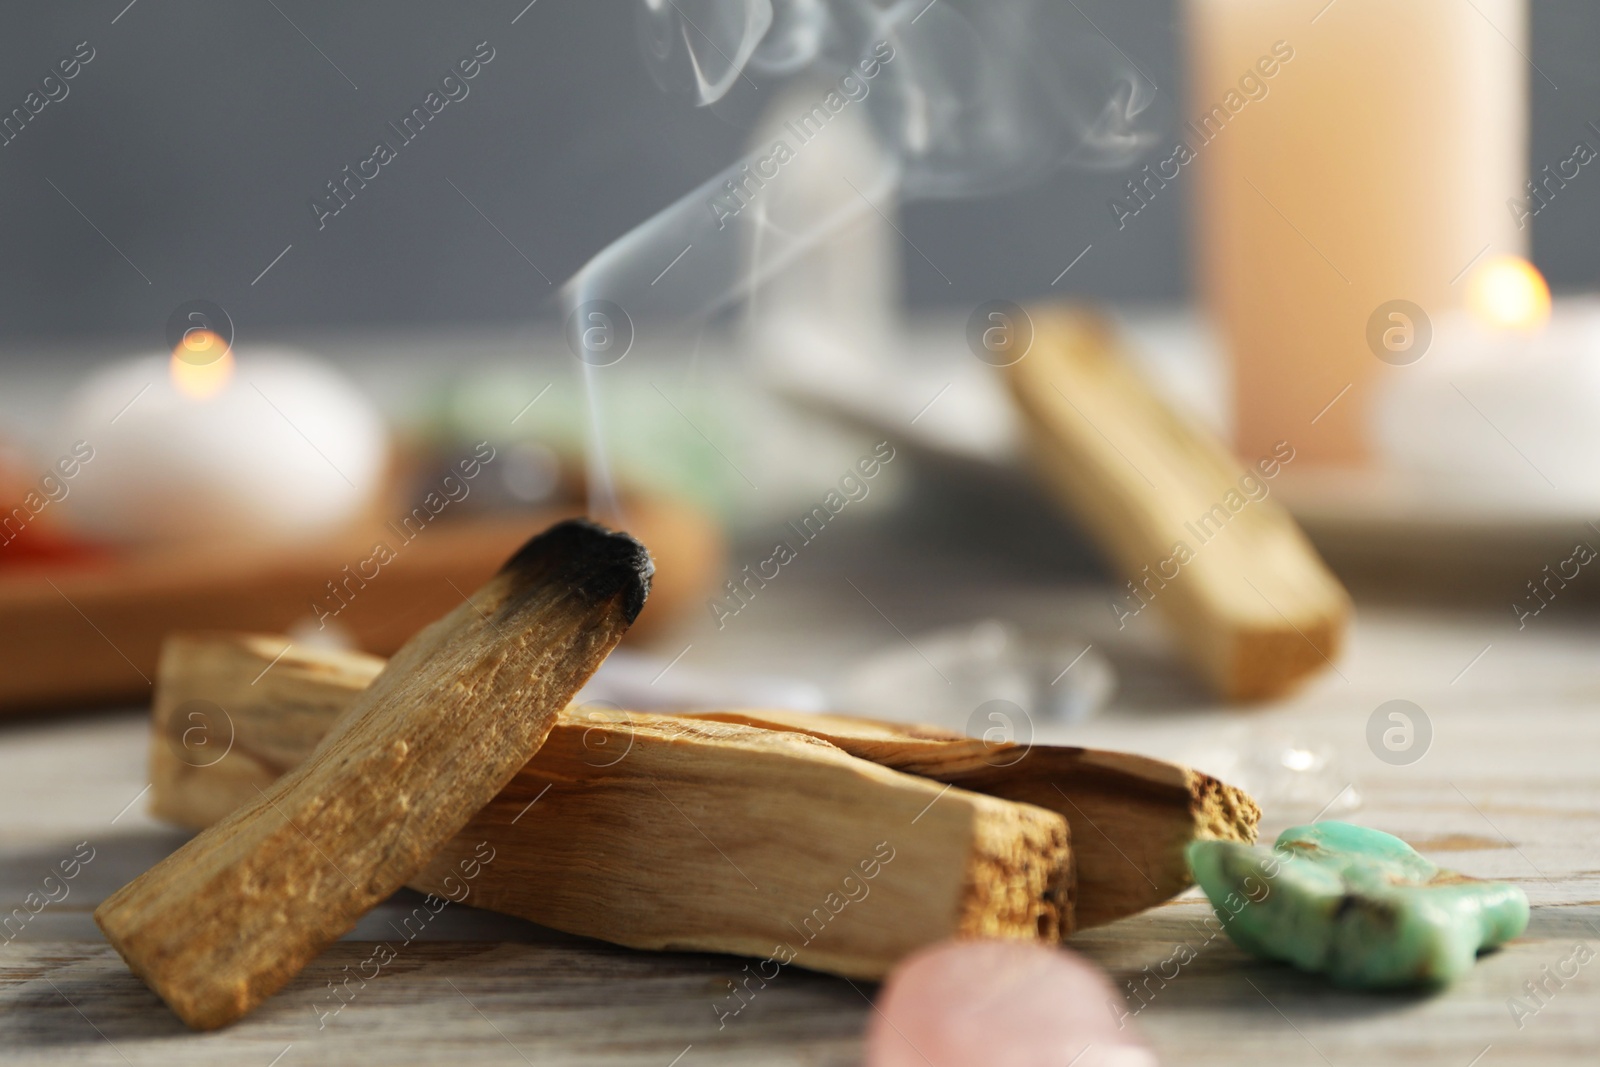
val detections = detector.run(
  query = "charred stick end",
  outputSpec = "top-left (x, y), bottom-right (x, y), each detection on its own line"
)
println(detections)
top-left (499, 519), bottom-right (654, 625)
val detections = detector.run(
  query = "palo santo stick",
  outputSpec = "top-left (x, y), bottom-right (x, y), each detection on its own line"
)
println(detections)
top-left (682, 709), bottom-right (1260, 930)
top-left (154, 635), bottom-right (1254, 935)
top-left (96, 520), bottom-right (653, 1030)
top-left (149, 633), bottom-right (1074, 979)
top-left (1005, 308), bottom-right (1350, 701)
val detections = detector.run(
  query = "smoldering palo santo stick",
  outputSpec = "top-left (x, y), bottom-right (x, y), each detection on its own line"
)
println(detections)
top-left (94, 519), bottom-right (652, 1030)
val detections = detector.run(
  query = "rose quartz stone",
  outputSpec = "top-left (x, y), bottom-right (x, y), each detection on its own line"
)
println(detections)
top-left (865, 940), bottom-right (1158, 1067)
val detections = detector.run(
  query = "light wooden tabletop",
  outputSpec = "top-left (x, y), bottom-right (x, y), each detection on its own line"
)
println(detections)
top-left (2, 524), bottom-right (1597, 1066)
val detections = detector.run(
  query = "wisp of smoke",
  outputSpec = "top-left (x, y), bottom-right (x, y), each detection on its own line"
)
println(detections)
top-left (571, 0), bottom-right (1152, 316)
top-left (565, 0), bottom-right (1156, 517)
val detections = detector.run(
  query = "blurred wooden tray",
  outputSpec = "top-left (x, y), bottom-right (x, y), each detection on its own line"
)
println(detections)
top-left (0, 497), bottom-right (719, 714)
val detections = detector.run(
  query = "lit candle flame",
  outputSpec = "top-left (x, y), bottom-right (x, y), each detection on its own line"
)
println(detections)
top-left (169, 328), bottom-right (235, 399)
top-left (1467, 255), bottom-right (1551, 333)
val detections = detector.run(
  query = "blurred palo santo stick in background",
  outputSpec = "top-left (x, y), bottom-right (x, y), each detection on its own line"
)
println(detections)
top-left (97, 521), bottom-right (653, 1029)
top-left (149, 633), bottom-right (1074, 979)
top-left (1006, 309), bottom-right (1350, 701)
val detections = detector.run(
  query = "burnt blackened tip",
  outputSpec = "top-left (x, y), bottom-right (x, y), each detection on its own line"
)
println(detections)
top-left (499, 518), bottom-right (654, 624)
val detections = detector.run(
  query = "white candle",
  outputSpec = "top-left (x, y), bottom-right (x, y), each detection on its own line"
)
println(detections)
top-left (1373, 268), bottom-right (1600, 506)
top-left (1185, 0), bottom-right (1528, 465)
top-left (60, 347), bottom-right (388, 546)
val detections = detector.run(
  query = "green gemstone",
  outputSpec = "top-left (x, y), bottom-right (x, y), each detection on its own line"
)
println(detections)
top-left (1186, 822), bottom-right (1529, 988)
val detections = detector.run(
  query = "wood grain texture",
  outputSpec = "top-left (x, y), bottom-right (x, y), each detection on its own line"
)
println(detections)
top-left (683, 709), bottom-right (1260, 929)
top-left (94, 521), bottom-right (653, 1029)
top-left (8, 913), bottom-right (1600, 1067)
top-left (0, 496), bottom-right (718, 715)
top-left (0, 940), bottom-right (872, 1067)
top-left (415, 720), bottom-right (1070, 979)
top-left (1005, 309), bottom-right (1350, 701)
top-left (148, 634), bottom-right (1075, 979)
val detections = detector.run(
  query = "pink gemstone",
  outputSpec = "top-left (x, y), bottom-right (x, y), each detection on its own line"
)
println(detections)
top-left (864, 940), bottom-right (1159, 1067)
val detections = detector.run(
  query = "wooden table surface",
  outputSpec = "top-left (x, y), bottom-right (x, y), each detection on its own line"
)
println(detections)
top-left (2, 523), bottom-right (1597, 1066)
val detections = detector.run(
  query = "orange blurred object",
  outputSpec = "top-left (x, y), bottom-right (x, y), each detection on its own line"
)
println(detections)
top-left (0, 532), bottom-right (109, 568)
top-left (0, 443), bottom-right (108, 569)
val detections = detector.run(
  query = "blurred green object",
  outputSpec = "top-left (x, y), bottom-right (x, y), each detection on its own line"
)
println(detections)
top-left (440, 366), bottom-right (748, 520)
top-left (1188, 822), bottom-right (1528, 989)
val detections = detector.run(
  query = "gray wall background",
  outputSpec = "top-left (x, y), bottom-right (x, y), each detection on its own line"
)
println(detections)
top-left (0, 1), bottom-right (1595, 349)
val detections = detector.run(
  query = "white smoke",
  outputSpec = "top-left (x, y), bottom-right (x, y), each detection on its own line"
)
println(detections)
top-left (568, 0), bottom-right (1155, 318)
top-left (565, 0), bottom-right (1156, 518)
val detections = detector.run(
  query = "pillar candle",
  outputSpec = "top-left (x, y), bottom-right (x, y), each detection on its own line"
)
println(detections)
top-left (1185, 0), bottom-right (1527, 465)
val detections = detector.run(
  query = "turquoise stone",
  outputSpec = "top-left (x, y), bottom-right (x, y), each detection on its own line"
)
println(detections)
top-left (1187, 822), bottom-right (1529, 988)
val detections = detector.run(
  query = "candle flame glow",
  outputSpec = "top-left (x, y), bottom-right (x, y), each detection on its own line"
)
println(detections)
top-left (170, 329), bottom-right (235, 399)
top-left (1467, 255), bottom-right (1551, 333)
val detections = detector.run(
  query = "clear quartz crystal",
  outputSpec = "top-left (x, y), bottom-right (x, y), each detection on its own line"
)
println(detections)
top-left (838, 619), bottom-right (1115, 736)
top-left (1184, 725), bottom-right (1361, 831)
